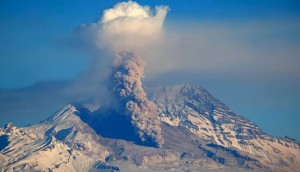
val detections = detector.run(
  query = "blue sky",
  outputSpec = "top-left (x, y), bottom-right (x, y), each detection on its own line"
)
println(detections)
top-left (0, 0), bottom-right (300, 140)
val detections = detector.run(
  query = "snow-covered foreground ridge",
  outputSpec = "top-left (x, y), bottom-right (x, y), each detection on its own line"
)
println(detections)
top-left (1, 84), bottom-right (299, 172)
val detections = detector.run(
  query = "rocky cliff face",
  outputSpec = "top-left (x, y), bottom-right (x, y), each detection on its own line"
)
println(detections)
top-left (0, 84), bottom-right (299, 172)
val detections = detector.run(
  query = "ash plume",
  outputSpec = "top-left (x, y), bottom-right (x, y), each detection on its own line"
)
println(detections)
top-left (76, 1), bottom-right (168, 147)
top-left (112, 52), bottom-right (164, 147)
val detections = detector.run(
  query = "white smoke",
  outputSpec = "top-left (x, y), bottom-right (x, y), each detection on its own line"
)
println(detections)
top-left (79, 1), bottom-right (169, 52)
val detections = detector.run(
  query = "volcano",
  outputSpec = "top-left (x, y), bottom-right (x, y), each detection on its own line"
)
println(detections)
top-left (0, 1), bottom-right (300, 172)
top-left (0, 83), bottom-right (299, 172)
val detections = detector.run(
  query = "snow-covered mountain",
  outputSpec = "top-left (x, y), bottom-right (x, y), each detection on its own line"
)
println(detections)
top-left (148, 84), bottom-right (300, 171)
top-left (0, 105), bottom-right (110, 172)
top-left (1, 84), bottom-right (299, 172)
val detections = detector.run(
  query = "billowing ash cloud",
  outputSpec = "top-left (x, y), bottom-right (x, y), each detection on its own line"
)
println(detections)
top-left (79, 1), bottom-right (168, 52)
top-left (78, 1), bottom-right (168, 146)
top-left (112, 52), bottom-right (164, 147)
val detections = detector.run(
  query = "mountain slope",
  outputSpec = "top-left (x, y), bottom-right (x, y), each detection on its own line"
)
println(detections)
top-left (0, 84), bottom-right (299, 172)
top-left (148, 84), bottom-right (300, 171)
top-left (0, 105), bottom-right (110, 172)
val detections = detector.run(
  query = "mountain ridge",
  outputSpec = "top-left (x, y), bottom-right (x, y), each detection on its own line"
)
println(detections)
top-left (1, 83), bottom-right (299, 172)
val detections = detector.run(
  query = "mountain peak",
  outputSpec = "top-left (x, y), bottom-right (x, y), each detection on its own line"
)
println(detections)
top-left (44, 104), bottom-right (79, 124)
top-left (4, 123), bottom-right (16, 131)
top-left (1, 83), bottom-right (299, 172)
top-left (0, 123), bottom-right (18, 135)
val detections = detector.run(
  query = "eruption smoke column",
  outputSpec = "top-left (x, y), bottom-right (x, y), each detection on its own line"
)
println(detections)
top-left (112, 52), bottom-right (164, 147)
top-left (78, 1), bottom-right (168, 147)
